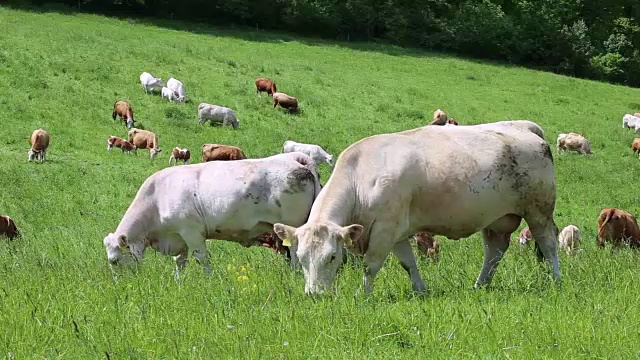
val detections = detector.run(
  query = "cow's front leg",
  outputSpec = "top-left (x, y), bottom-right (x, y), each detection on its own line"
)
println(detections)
top-left (392, 239), bottom-right (427, 293)
top-left (173, 249), bottom-right (189, 282)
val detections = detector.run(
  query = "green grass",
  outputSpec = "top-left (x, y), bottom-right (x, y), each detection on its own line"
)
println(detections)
top-left (2, 5), bottom-right (640, 359)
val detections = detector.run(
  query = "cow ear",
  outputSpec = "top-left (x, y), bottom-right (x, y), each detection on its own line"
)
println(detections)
top-left (274, 224), bottom-right (297, 247)
top-left (118, 235), bottom-right (128, 248)
top-left (340, 224), bottom-right (363, 247)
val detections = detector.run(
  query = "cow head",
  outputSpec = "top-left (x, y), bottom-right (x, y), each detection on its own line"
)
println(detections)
top-left (126, 119), bottom-right (135, 130)
top-left (103, 233), bottom-right (144, 266)
top-left (107, 136), bottom-right (116, 151)
top-left (28, 149), bottom-right (35, 162)
top-left (274, 222), bottom-right (363, 295)
top-left (150, 148), bottom-right (162, 159)
top-left (326, 155), bottom-right (334, 168)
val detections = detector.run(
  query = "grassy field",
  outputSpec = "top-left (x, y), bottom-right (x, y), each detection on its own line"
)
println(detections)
top-left (2, 5), bottom-right (640, 358)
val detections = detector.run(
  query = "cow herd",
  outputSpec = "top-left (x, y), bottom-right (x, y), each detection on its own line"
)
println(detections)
top-left (5, 72), bottom-right (640, 296)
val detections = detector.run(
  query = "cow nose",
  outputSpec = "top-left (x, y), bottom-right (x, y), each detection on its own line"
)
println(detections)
top-left (109, 258), bottom-right (119, 265)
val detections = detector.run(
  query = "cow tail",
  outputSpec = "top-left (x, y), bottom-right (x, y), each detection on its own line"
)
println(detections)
top-left (597, 209), bottom-right (614, 246)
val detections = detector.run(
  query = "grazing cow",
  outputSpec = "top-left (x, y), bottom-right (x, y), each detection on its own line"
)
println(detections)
top-left (622, 114), bottom-right (640, 131)
top-left (161, 87), bottom-right (179, 103)
top-left (140, 72), bottom-right (163, 94)
top-left (597, 208), bottom-right (640, 249)
top-left (274, 120), bottom-right (560, 295)
top-left (414, 232), bottom-right (440, 259)
top-left (448, 118), bottom-right (459, 125)
top-left (429, 109), bottom-right (448, 126)
top-left (128, 128), bottom-right (162, 159)
top-left (201, 144), bottom-right (247, 162)
top-left (255, 78), bottom-right (277, 96)
top-left (28, 128), bottom-right (50, 162)
top-left (167, 77), bottom-right (185, 103)
top-left (103, 152), bottom-right (321, 276)
top-left (558, 224), bottom-right (580, 255)
top-left (516, 226), bottom-right (533, 246)
top-left (282, 140), bottom-right (333, 167)
top-left (107, 136), bottom-right (137, 155)
top-left (273, 92), bottom-right (298, 113)
top-left (169, 147), bottom-right (190, 165)
top-left (556, 133), bottom-right (591, 155)
top-left (112, 101), bottom-right (135, 129)
top-left (631, 138), bottom-right (640, 159)
top-left (197, 103), bottom-right (239, 129)
top-left (0, 215), bottom-right (19, 240)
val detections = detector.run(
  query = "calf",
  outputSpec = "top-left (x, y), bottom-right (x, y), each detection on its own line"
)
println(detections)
top-left (558, 224), bottom-right (580, 255)
top-left (128, 128), bottom-right (162, 159)
top-left (169, 147), bottom-right (191, 165)
top-left (161, 87), bottom-right (179, 103)
top-left (0, 215), bottom-right (19, 240)
top-left (201, 144), bottom-right (247, 162)
top-left (107, 136), bottom-right (137, 154)
top-left (282, 140), bottom-right (333, 167)
top-left (429, 109), bottom-right (448, 125)
top-left (556, 132), bottom-right (591, 155)
top-left (167, 77), bottom-right (185, 103)
top-left (597, 208), bottom-right (640, 249)
top-left (516, 226), bottom-right (533, 246)
top-left (28, 128), bottom-right (50, 162)
top-left (273, 92), bottom-right (298, 113)
top-left (255, 78), bottom-right (277, 96)
top-left (632, 138), bottom-right (640, 159)
top-left (112, 101), bottom-right (135, 129)
top-left (140, 72), bottom-right (163, 93)
top-left (414, 232), bottom-right (440, 260)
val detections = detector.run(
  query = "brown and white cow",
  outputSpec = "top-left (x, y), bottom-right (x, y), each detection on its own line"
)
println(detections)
top-left (107, 136), bottom-right (137, 154)
top-left (201, 144), bottom-right (247, 162)
top-left (429, 109), bottom-right (448, 125)
top-left (28, 128), bottom-right (50, 162)
top-left (255, 78), bottom-right (277, 96)
top-left (414, 232), bottom-right (440, 260)
top-left (169, 147), bottom-right (191, 165)
top-left (273, 92), bottom-right (298, 113)
top-left (0, 215), bottom-right (19, 240)
top-left (128, 128), bottom-right (161, 159)
top-left (516, 226), bottom-right (533, 246)
top-left (112, 101), bottom-right (135, 129)
top-left (597, 208), bottom-right (640, 249)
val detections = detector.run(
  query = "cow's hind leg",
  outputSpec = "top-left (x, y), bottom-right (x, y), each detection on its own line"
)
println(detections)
top-left (392, 239), bottom-right (427, 293)
top-left (179, 228), bottom-right (211, 275)
top-left (526, 216), bottom-right (561, 281)
top-left (474, 228), bottom-right (511, 289)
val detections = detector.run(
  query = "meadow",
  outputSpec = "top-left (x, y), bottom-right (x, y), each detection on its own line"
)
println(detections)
top-left (2, 5), bottom-right (640, 359)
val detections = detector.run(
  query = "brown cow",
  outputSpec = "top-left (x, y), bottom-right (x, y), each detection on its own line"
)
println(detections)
top-left (414, 232), bottom-right (440, 260)
top-left (429, 109), bottom-right (448, 125)
top-left (107, 136), bottom-right (137, 154)
top-left (112, 101), bottom-right (135, 129)
top-left (273, 92), bottom-right (298, 113)
top-left (597, 208), bottom-right (640, 249)
top-left (632, 138), bottom-right (640, 159)
top-left (128, 128), bottom-right (161, 159)
top-left (255, 78), bottom-right (277, 96)
top-left (634, 113), bottom-right (640, 117)
top-left (0, 215), bottom-right (19, 240)
top-left (28, 128), bottom-right (50, 162)
top-left (201, 144), bottom-right (247, 162)
top-left (169, 147), bottom-right (191, 165)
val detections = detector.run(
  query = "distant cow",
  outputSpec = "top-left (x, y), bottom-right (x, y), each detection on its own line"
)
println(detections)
top-left (0, 215), bottom-right (19, 240)
top-left (556, 133), bottom-right (591, 155)
top-left (635, 113), bottom-right (640, 118)
top-left (112, 101), bottom-right (135, 129)
top-left (107, 136), bottom-right (137, 154)
top-left (169, 147), bottom-right (190, 165)
top-left (197, 103), bottom-right (239, 129)
top-left (558, 225), bottom-right (580, 255)
top-left (161, 87), bottom-right (179, 103)
top-left (623, 114), bottom-right (640, 131)
top-left (273, 92), bottom-right (298, 113)
top-left (201, 144), bottom-right (247, 162)
top-left (167, 77), bottom-right (185, 103)
top-left (128, 128), bottom-right (162, 159)
top-left (255, 78), bottom-right (277, 96)
top-left (28, 128), bottom-right (50, 162)
top-left (140, 72), bottom-right (163, 94)
top-left (632, 138), bottom-right (640, 159)
top-left (414, 232), bottom-right (440, 260)
top-left (516, 226), bottom-right (533, 246)
top-left (282, 140), bottom-right (333, 167)
top-left (448, 118), bottom-right (459, 125)
top-left (597, 208), bottom-right (640, 249)
top-left (429, 109), bottom-right (448, 125)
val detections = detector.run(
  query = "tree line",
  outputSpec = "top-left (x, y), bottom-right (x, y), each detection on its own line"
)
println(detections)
top-left (18, 0), bottom-right (640, 87)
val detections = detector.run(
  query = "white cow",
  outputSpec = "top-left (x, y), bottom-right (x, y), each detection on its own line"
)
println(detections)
top-left (197, 103), bottom-right (239, 129)
top-left (622, 114), bottom-right (640, 132)
top-left (558, 224), bottom-right (580, 255)
top-left (274, 120), bottom-right (560, 295)
top-left (283, 140), bottom-right (333, 167)
top-left (103, 152), bottom-right (321, 276)
top-left (140, 72), bottom-right (163, 94)
top-left (161, 87), bottom-right (179, 103)
top-left (167, 77), bottom-right (185, 103)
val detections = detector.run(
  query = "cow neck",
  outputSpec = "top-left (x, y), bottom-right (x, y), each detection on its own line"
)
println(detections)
top-left (308, 181), bottom-right (355, 226)
top-left (116, 208), bottom-right (151, 243)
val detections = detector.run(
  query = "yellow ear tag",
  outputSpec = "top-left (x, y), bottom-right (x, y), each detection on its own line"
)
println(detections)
top-left (282, 237), bottom-right (292, 247)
